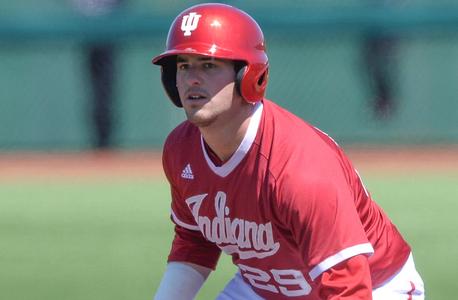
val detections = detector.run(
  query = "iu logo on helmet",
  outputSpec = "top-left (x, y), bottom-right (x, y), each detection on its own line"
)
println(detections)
top-left (181, 12), bottom-right (202, 36)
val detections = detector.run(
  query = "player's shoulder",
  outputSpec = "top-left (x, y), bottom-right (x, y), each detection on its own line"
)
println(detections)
top-left (163, 120), bottom-right (200, 159)
top-left (263, 99), bottom-right (317, 135)
top-left (164, 120), bottom-right (198, 148)
top-left (162, 121), bottom-right (200, 180)
top-left (263, 99), bottom-right (335, 150)
top-left (263, 99), bottom-right (349, 175)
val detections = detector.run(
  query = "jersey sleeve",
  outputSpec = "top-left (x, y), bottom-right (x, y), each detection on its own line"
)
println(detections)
top-left (162, 138), bottom-right (222, 269)
top-left (275, 165), bottom-right (374, 281)
top-left (162, 138), bottom-right (198, 230)
top-left (317, 254), bottom-right (373, 299)
top-left (166, 184), bottom-right (222, 269)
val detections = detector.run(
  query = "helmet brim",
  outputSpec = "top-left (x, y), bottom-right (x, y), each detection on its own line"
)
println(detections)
top-left (152, 45), bottom-right (239, 66)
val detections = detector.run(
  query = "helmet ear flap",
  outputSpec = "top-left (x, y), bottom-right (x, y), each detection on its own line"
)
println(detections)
top-left (235, 63), bottom-right (247, 99)
top-left (238, 64), bottom-right (269, 103)
top-left (160, 57), bottom-right (182, 107)
top-left (256, 67), bottom-right (269, 94)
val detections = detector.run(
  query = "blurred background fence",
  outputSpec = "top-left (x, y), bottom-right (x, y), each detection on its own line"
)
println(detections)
top-left (1, 0), bottom-right (458, 151)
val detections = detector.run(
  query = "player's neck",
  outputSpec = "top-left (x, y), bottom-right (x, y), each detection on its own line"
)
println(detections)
top-left (200, 103), bottom-right (255, 163)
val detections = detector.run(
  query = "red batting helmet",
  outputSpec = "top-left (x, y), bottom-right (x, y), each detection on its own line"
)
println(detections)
top-left (152, 3), bottom-right (269, 107)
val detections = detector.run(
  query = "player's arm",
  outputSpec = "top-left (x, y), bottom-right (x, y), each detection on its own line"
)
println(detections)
top-left (153, 226), bottom-right (220, 300)
top-left (275, 172), bottom-right (374, 299)
top-left (158, 139), bottom-right (220, 299)
top-left (154, 225), bottom-right (221, 300)
top-left (154, 261), bottom-right (211, 300)
top-left (317, 254), bottom-right (373, 300)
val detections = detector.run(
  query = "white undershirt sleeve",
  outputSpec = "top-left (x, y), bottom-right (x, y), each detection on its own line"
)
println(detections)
top-left (154, 262), bottom-right (207, 300)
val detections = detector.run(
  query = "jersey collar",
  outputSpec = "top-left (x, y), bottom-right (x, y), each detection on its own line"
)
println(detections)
top-left (201, 101), bottom-right (263, 177)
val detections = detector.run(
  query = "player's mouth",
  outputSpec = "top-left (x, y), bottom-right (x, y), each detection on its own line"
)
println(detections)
top-left (188, 94), bottom-right (206, 100)
top-left (185, 90), bottom-right (209, 102)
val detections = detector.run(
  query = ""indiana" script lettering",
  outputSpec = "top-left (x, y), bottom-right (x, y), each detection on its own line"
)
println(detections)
top-left (185, 192), bottom-right (280, 259)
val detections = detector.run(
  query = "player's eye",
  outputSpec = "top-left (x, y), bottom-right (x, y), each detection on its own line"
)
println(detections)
top-left (177, 63), bottom-right (189, 70)
top-left (203, 62), bottom-right (216, 69)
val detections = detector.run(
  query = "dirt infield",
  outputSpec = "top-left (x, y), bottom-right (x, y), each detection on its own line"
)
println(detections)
top-left (0, 151), bottom-right (164, 182)
top-left (0, 146), bottom-right (457, 181)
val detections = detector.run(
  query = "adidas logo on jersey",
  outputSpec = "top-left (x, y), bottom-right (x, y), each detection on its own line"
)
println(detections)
top-left (181, 163), bottom-right (194, 179)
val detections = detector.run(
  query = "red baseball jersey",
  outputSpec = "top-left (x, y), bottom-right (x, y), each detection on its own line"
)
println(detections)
top-left (162, 99), bottom-right (411, 299)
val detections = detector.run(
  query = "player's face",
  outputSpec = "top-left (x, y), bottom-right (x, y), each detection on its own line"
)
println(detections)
top-left (176, 54), bottom-right (244, 128)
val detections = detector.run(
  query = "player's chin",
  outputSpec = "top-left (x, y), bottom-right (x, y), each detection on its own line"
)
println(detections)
top-left (184, 101), bottom-right (209, 116)
top-left (185, 111), bottom-right (215, 128)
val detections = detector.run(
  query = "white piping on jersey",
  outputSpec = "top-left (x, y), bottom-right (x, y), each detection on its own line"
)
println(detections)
top-left (309, 243), bottom-right (374, 280)
top-left (201, 101), bottom-right (263, 177)
top-left (171, 209), bottom-right (200, 231)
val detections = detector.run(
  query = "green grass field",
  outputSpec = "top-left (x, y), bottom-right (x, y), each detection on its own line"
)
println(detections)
top-left (1, 171), bottom-right (457, 299)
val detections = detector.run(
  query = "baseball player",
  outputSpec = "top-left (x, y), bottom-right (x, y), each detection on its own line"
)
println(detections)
top-left (152, 3), bottom-right (424, 299)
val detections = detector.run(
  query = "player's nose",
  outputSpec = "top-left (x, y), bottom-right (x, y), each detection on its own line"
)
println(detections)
top-left (185, 67), bottom-right (203, 86)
